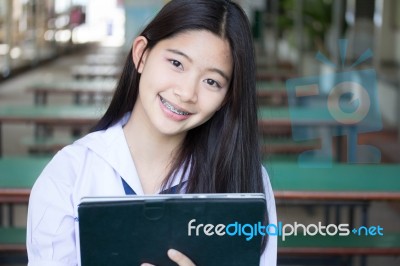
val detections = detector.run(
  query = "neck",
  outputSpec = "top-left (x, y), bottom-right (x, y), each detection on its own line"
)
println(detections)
top-left (124, 118), bottom-right (183, 164)
top-left (122, 109), bottom-right (185, 189)
top-left (124, 123), bottom-right (181, 161)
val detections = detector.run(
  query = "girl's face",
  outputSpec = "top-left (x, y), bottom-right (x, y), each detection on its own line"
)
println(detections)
top-left (132, 30), bottom-right (233, 139)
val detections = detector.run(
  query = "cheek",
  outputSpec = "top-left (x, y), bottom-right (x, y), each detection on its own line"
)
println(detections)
top-left (139, 70), bottom-right (165, 96)
top-left (200, 92), bottom-right (227, 114)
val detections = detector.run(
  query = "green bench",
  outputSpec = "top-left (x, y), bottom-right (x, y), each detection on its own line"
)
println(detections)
top-left (266, 162), bottom-right (400, 200)
top-left (278, 233), bottom-right (400, 266)
top-left (27, 79), bottom-right (116, 105)
top-left (261, 137), bottom-right (318, 154)
top-left (0, 156), bottom-right (51, 228)
top-left (0, 227), bottom-right (27, 265)
top-left (366, 139), bottom-right (400, 163)
top-left (21, 136), bottom-right (77, 155)
top-left (0, 156), bottom-right (50, 204)
top-left (256, 81), bottom-right (318, 106)
top-left (279, 232), bottom-right (400, 255)
top-left (1, 158), bottom-right (400, 264)
top-left (71, 65), bottom-right (121, 80)
top-left (2, 230), bottom-right (399, 260)
top-left (0, 227), bottom-right (26, 252)
top-left (0, 104), bottom-right (105, 156)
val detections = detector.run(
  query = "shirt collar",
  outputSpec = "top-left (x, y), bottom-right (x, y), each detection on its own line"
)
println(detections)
top-left (77, 113), bottom-right (189, 195)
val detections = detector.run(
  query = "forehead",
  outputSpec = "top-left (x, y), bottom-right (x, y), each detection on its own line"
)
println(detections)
top-left (154, 30), bottom-right (233, 72)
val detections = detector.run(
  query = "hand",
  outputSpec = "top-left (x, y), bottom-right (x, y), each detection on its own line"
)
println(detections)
top-left (141, 249), bottom-right (196, 266)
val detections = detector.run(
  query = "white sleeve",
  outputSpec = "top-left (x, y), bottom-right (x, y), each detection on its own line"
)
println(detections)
top-left (259, 166), bottom-right (277, 266)
top-left (27, 148), bottom-right (81, 266)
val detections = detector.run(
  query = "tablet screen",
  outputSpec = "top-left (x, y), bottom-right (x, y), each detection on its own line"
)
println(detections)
top-left (78, 193), bottom-right (266, 266)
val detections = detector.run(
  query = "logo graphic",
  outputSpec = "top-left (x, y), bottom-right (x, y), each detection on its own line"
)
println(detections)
top-left (187, 219), bottom-right (385, 242)
top-left (285, 39), bottom-right (382, 166)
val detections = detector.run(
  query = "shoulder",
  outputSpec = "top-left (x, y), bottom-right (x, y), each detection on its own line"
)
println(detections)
top-left (260, 165), bottom-right (277, 266)
top-left (32, 139), bottom-right (91, 194)
top-left (260, 164), bottom-right (277, 228)
top-left (261, 165), bottom-right (274, 200)
top-left (31, 114), bottom-right (132, 197)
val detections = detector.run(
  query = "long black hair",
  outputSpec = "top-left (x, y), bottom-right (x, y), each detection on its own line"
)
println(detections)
top-left (93, 0), bottom-right (264, 193)
top-left (92, 0), bottom-right (267, 242)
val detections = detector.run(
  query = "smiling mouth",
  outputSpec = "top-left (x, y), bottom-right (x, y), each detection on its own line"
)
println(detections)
top-left (160, 96), bottom-right (191, 116)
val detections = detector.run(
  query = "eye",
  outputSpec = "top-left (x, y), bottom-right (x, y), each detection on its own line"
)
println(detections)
top-left (204, 79), bottom-right (221, 88)
top-left (170, 59), bottom-right (183, 69)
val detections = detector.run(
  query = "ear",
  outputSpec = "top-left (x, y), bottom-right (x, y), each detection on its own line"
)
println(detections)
top-left (132, 36), bottom-right (148, 73)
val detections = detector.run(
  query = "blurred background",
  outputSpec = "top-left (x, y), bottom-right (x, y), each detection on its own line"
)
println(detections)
top-left (0, 0), bottom-right (399, 265)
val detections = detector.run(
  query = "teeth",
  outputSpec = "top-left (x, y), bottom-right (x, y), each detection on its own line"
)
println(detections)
top-left (160, 97), bottom-right (190, 116)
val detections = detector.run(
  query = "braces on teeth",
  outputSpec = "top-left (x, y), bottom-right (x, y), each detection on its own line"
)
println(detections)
top-left (161, 97), bottom-right (190, 115)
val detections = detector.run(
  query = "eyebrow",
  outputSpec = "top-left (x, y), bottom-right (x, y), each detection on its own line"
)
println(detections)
top-left (207, 67), bottom-right (230, 83)
top-left (166, 49), bottom-right (231, 82)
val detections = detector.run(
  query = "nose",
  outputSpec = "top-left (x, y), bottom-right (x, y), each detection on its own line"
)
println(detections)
top-left (173, 79), bottom-right (198, 103)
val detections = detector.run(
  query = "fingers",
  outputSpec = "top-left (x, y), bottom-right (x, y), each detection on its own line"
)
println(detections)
top-left (141, 249), bottom-right (196, 266)
top-left (167, 249), bottom-right (196, 266)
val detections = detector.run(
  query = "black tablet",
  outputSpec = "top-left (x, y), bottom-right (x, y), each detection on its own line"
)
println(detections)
top-left (78, 193), bottom-right (266, 266)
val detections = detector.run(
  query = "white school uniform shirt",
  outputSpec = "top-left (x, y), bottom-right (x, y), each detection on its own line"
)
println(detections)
top-left (27, 113), bottom-right (277, 266)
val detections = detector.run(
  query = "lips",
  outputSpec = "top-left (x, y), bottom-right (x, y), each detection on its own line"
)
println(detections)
top-left (160, 96), bottom-right (191, 116)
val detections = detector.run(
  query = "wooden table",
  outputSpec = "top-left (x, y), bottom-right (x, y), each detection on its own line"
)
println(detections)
top-left (258, 106), bottom-right (371, 127)
top-left (266, 162), bottom-right (400, 201)
top-left (1, 158), bottom-right (399, 263)
top-left (266, 161), bottom-right (400, 233)
top-left (2, 158), bottom-right (399, 204)
top-left (0, 227), bottom-right (26, 251)
top-left (0, 105), bottom-right (103, 125)
top-left (268, 162), bottom-right (400, 265)
top-left (279, 233), bottom-right (400, 256)
top-left (0, 157), bottom-right (50, 203)
top-left (84, 54), bottom-right (123, 65)
top-left (256, 81), bottom-right (316, 99)
top-left (278, 232), bottom-right (400, 266)
top-left (0, 105), bottom-right (104, 156)
top-left (258, 106), bottom-right (375, 163)
top-left (0, 156), bottom-right (50, 227)
top-left (256, 68), bottom-right (298, 82)
top-left (27, 80), bottom-right (116, 105)
top-left (71, 65), bottom-right (121, 79)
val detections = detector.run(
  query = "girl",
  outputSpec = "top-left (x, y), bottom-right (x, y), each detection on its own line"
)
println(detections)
top-left (27, 0), bottom-right (277, 265)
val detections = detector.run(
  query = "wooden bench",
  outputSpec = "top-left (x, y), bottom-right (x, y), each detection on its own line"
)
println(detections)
top-left (0, 104), bottom-right (104, 156)
top-left (1, 158), bottom-right (399, 265)
top-left (84, 54), bottom-right (123, 65)
top-left (279, 232), bottom-right (400, 255)
top-left (256, 81), bottom-right (317, 106)
top-left (261, 137), bottom-right (319, 154)
top-left (71, 65), bottom-right (122, 80)
top-left (26, 79), bottom-right (116, 105)
top-left (366, 139), bottom-right (400, 163)
top-left (0, 227), bottom-right (27, 265)
top-left (262, 154), bottom-right (299, 162)
top-left (266, 162), bottom-right (400, 201)
top-left (256, 68), bottom-right (298, 82)
top-left (1, 229), bottom-right (399, 261)
top-left (0, 227), bottom-right (26, 252)
top-left (278, 233), bottom-right (400, 266)
top-left (256, 81), bottom-right (287, 106)
top-left (0, 156), bottom-right (50, 227)
top-left (258, 106), bottom-right (373, 163)
top-left (21, 136), bottom-right (77, 155)
top-left (0, 156), bottom-right (50, 204)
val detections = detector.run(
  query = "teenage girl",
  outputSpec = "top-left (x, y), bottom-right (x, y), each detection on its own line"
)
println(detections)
top-left (27, 1), bottom-right (277, 265)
